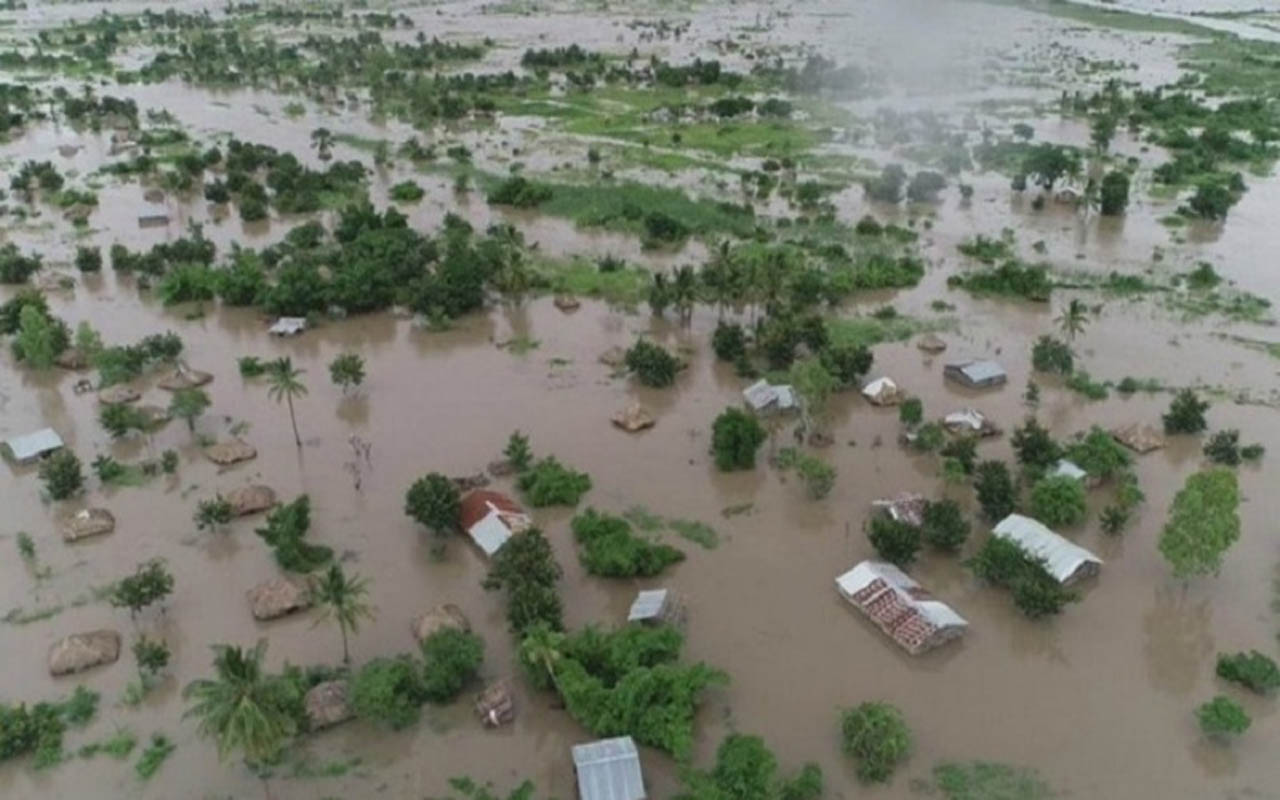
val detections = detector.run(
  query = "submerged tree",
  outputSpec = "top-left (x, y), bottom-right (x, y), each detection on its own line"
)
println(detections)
top-left (169, 387), bottom-right (211, 434)
top-left (1159, 468), bottom-right (1239, 579)
top-left (265, 357), bottom-right (307, 447)
top-left (328, 352), bottom-right (365, 394)
top-left (1055, 298), bottom-right (1089, 341)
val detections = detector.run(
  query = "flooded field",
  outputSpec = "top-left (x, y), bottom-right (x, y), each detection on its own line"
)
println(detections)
top-left (2, 1), bottom-right (1279, 799)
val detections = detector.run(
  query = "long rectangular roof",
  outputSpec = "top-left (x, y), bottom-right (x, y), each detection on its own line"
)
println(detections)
top-left (946, 360), bottom-right (1007, 385)
top-left (835, 561), bottom-right (967, 654)
top-left (572, 736), bottom-right (646, 800)
top-left (993, 514), bottom-right (1102, 584)
top-left (627, 589), bottom-right (669, 622)
top-left (4, 428), bottom-right (63, 462)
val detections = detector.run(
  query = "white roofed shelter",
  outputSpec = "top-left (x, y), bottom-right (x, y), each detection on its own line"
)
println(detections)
top-left (572, 736), bottom-right (646, 800)
top-left (992, 514), bottom-right (1102, 585)
top-left (4, 428), bottom-right (64, 465)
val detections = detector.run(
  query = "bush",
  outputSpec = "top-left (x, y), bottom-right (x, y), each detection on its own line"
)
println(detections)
top-left (194, 496), bottom-right (234, 531)
top-left (389, 180), bottom-right (425, 203)
top-left (1031, 335), bottom-right (1073, 375)
top-left (75, 246), bottom-right (102, 273)
top-left (948, 260), bottom-right (1052, 302)
top-left (484, 528), bottom-right (563, 634)
top-left (967, 537), bottom-right (1077, 618)
top-left (0, 244), bottom-right (42, 283)
top-left (906, 170), bottom-right (947, 202)
top-left (1064, 426), bottom-right (1131, 481)
top-left (404, 473), bottom-right (460, 532)
top-left (518, 456), bottom-right (592, 507)
top-left (898, 397), bottom-right (923, 428)
top-left (819, 343), bottom-right (873, 386)
top-left (504, 430), bottom-right (532, 472)
top-left (39, 450), bottom-right (83, 500)
top-left (921, 499), bottom-right (970, 552)
top-left (254, 495), bottom-right (333, 573)
top-left (711, 407), bottom-right (767, 471)
top-left (572, 509), bottom-right (684, 577)
top-left (419, 629), bottom-right (484, 703)
top-left (1197, 696), bottom-right (1250, 739)
top-left (350, 656), bottom-right (426, 729)
top-left (907, 422), bottom-right (946, 453)
top-left (1216, 651), bottom-right (1280, 695)
top-left (487, 176), bottom-right (553, 208)
top-left (624, 339), bottom-right (680, 387)
top-left (1159, 468), bottom-right (1239, 578)
top-left (108, 559), bottom-right (174, 617)
top-left (1029, 476), bottom-right (1087, 527)
top-left (1099, 170), bottom-right (1129, 216)
top-left (974, 460), bottom-right (1016, 521)
top-left (939, 437), bottom-right (977, 475)
top-left (866, 516), bottom-right (922, 567)
top-left (1163, 389), bottom-right (1208, 435)
top-left (776, 448), bottom-right (836, 500)
top-left (840, 702), bottom-right (911, 782)
top-left (711, 322), bottom-right (747, 362)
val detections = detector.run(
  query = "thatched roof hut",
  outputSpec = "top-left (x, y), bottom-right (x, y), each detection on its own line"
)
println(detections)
top-left (61, 508), bottom-right (116, 542)
top-left (226, 485), bottom-right (277, 516)
top-left (205, 440), bottom-right (257, 466)
top-left (412, 604), bottom-right (471, 642)
top-left (475, 679), bottom-right (515, 728)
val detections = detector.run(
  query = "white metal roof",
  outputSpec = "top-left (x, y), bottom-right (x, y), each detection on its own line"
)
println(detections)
top-left (269, 317), bottom-right (307, 336)
top-left (1052, 460), bottom-right (1088, 481)
top-left (861, 376), bottom-right (898, 400)
top-left (944, 408), bottom-right (988, 432)
top-left (466, 512), bottom-right (513, 557)
top-left (992, 514), bottom-right (1102, 584)
top-left (4, 428), bottom-right (64, 463)
top-left (572, 736), bottom-right (646, 800)
top-left (742, 380), bottom-right (795, 412)
top-left (946, 359), bottom-right (1007, 384)
top-left (835, 561), bottom-right (968, 630)
top-left (627, 589), bottom-right (669, 622)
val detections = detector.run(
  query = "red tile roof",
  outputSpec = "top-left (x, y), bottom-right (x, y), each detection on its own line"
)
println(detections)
top-left (459, 490), bottom-right (524, 531)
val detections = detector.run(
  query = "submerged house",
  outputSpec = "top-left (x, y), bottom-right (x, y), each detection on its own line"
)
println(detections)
top-left (742, 380), bottom-right (796, 414)
top-left (861, 376), bottom-right (904, 406)
top-left (458, 489), bottom-right (532, 557)
top-left (992, 514), bottom-right (1102, 585)
top-left (944, 359), bottom-right (1007, 389)
top-left (4, 428), bottom-right (64, 465)
top-left (835, 561), bottom-right (968, 655)
top-left (572, 736), bottom-right (646, 800)
top-left (627, 588), bottom-right (685, 626)
top-left (269, 317), bottom-right (308, 337)
top-left (871, 493), bottom-right (926, 527)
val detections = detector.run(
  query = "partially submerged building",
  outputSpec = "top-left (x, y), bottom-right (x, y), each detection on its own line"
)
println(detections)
top-left (861, 376), bottom-right (903, 406)
top-left (944, 359), bottom-right (1007, 389)
top-left (943, 408), bottom-right (1000, 437)
top-left (871, 493), bottom-right (926, 527)
top-left (4, 428), bottom-right (64, 465)
top-left (992, 514), bottom-right (1102, 585)
top-left (269, 317), bottom-right (308, 337)
top-left (742, 380), bottom-right (796, 414)
top-left (1051, 459), bottom-right (1088, 482)
top-left (627, 588), bottom-right (685, 626)
top-left (835, 561), bottom-right (968, 655)
top-left (571, 736), bottom-right (646, 800)
top-left (458, 489), bottom-right (532, 557)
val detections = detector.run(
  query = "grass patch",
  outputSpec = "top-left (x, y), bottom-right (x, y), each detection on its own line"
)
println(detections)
top-left (288, 755), bottom-right (365, 779)
top-left (135, 733), bottom-right (175, 781)
top-left (536, 180), bottom-right (758, 241)
top-left (3, 604), bottom-right (65, 625)
top-left (974, 0), bottom-right (1215, 35)
top-left (930, 760), bottom-right (1054, 800)
top-left (532, 256), bottom-right (650, 307)
top-left (622, 505), bottom-right (666, 532)
top-left (79, 728), bottom-right (138, 760)
top-left (826, 314), bottom-right (951, 349)
top-left (668, 518), bottom-right (719, 550)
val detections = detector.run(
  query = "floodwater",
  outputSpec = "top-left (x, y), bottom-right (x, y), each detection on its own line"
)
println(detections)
top-left (2, 1), bottom-right (1279, 799)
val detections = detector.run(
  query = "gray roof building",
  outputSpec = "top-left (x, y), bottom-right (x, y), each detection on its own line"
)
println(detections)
top-left (4, 428), bottom-right (64, 465)
top-left (944, 359), bottom-right (1007, 388)
top-left (572, 736), bottom-right (646, 800)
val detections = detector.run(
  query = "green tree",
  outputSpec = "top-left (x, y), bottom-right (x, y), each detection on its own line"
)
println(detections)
top-left (517, 457), bottom-right (592, 507)
top-left (310, 127), bottom-right (333, 160)
top-left (1090, 114), bottom-right (1116, 153)
top-left (484, 528), bottom-right (563, 634)
top-left (15, 306), bottom-right (62, 369)
top-left (183, 641), bottom-right (299, 769)
top-left (674, 734), bottom-right (823, 800)
top-left (789, 359), bottom-right (837, 439)
top-left (1216, 651), bottom-right (1280, 695)
top-left (1196, 696), bottom-right (1250, 740)
top-left (350, 656), bottom-right (426, 730)
top-left (1022, 143), bottom-right (1078, 191)
top-left (100, 403), bottom-right (151, 440)
top-left (133, 637), bottom-right (170, 681)
top-left (1012, 416), bottom-right (1062, 479)
top-left (108, 559), bottom-right (174, 618)
top-left (504, 430), bottom-right (532, 472)
top-left (711, 322), bottom-right (747, 362)
top-left (1031, 335), bottom-right (1073, 375)
top-left (75, 246), bottom-right (102, 273)
top-left (312, 563), bottom-right (374, 665)
top-left (195, 496), bottom-right (234, 532)
top-left (1159, 468), bottom-right (1239, 578)
top-left (519, 622), bottom-right (566, 692)
top-left (866, 516), bottom-right (922, 567)
top-left (1099, 170), bottom-right (1129, 216)
top-left (921, 499), bottom-right (970, 552)
top-left (711, 408), bottom-right (767, 471)
top-left (39, 450), bottom-right (84, 500)
top-left (169, 387), bottom-right (211, 434)
top-left (1186, 181), bottom-right (1236, 221)
top-left (266, 357), bottom-right (307, 447)
top-left (404, 473), bottom-right (461, 534)
top-left (898, 397), bottom-right (923, 428)
top-left (624, 339), bottom-right (680, 388)
top-left (1163, 389), bottom-right (1209, 435)
top-left (840, 702), bottom-right (911, 782)
top-left (419, 628), bottom-right (484, 703)
top-left (328, 353), bottom-right (365, 394)
top-left (1029, 475), bottom-right (1087, 527)
top-left (974, 460), bottom-right (1016, 521)
top-left (1055, 298), bottom-right (1089, 341)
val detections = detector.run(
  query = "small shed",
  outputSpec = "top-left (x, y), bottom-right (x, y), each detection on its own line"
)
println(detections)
top-left (571, 736), bottom-right (646, 800)
top-left (871, 493), bottom-right (926, 527)
top-left (861, 377), bottom-right (903, 406)
top-left (626, 589), bottom-right (684, 626)
top-left (4, 428), bottom-right (64, 465)
top-left (475, 679), bottom-right (515, 728)
top-left (943, 408), bottom-right (1000, 437)
top-left (269, 317), bottom-right (308, 337)
top-left (835, 561), bottom-right (968, 655)
top-left (992, 514), bottom-right (1102, 585)
top-left (137, 213), bottom-right (170, 228)
top-left (742, 380), bottom-right (796, 414)
top-left (944, 360), bottom-right (1007, 389)
top-left (1051, 460), bottom-right (1088, 482)
top-left (1111, 423), bottom-right (1165, 454)
top-left (459, 489), bottom-right (532, 557)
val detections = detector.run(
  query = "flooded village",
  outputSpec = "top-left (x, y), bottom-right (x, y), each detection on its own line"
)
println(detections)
top-left (1, 0), bottom-right (1279, 798)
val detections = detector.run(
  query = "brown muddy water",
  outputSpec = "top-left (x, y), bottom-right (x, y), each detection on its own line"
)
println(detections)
top-left (2, 1), bottom-right (1280, 799)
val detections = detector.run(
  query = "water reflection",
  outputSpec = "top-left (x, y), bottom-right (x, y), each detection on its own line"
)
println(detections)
top-left (1143, 583), bottom-right (1213, 698)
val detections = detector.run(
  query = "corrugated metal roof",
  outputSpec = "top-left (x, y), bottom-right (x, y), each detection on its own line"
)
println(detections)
top-left (945, 360), bottom-right (1007, 386)
top-left (742, 380), bottom-right (795, 412)
top-left (572, 736), bottom-right (646, 800)
top-left (468, 515), bottom-right (512, 557)
top-left (269, 317), bottom-right (307, 336)
top-left (992, 514), bottom-right (1102, 584)
top-left (627, 589), bottom-right (668, 622)
top-left (943, 408), bottom-right (988, 432)
top-left (835, 561), bottom-right (967, 654)
top-left (861, 376), bottom-right (899, 402)
top-left (1052, 460), bottom-right (1088, 481)
top-left (4, 428), bottom-right (64, 463)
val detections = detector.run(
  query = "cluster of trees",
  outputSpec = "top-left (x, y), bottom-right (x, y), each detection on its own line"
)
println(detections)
top-left (967, 537), bottom-right (1078, 618)
top-left (254, 496), bottom-right (333, 573)
top-left (485, 529), bottom-right (564, 635)
top-left (108, 559), bottom-right (175, 618)
top-left (840, 702), bottom-right (911, 782)
top-left (711, 407), bottom-right (767, 471)
top-left (864, 164), bottom-right (948, 203)
top-left (624, 338), bottom-right (681, 387)
top-left (674, 733), bottom-right (821, 800)
top-left (947, 259), bottom-right (1053, 302)
top-left (39, 450), bottom-right (84, 500)
top-left (350, 628), bottom-right (484, 728)
top-left (1158, 468), bottom-right (1239, 578)
top-left (866, 499), bottom-right (970, 567)
top-left (0, 686), bottom-right (100, 769)
top-left (571, 509), bottom-right (684, 577)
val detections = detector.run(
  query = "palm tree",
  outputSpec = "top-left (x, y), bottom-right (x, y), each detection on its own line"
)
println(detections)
top-left (519, 622), bottom-right (565, 693)
top-left (673, 265), bottom-right (698, 325)
top-left (310, 127), bottom-right (333, 161)
top-left (1056, 298), bottom-right (1090, 341)
top-left (266, 357), bottom-right (307, 448)
top-left (183, 641), bottom-right (298, 778)
top-left (312, 564), bottom-right (374, 664)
